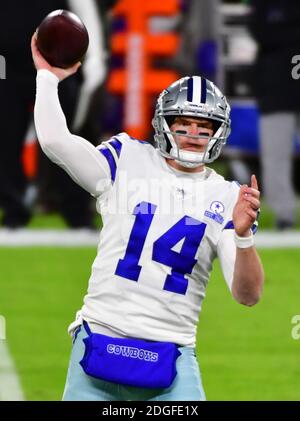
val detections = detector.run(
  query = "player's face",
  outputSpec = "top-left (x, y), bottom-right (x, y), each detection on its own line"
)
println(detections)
top-left (170, 117), bottom-right (214, 152)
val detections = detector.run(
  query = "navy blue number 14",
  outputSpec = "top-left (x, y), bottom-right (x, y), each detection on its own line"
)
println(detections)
top-left (115, 202), bottom-right (206, 295)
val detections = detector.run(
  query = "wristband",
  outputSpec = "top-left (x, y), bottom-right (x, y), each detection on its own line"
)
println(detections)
top-left (234, 231), bottom-right (254, 248)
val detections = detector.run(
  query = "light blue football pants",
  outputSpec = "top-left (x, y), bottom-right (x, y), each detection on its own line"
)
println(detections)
top-left (62, 324), bottom-right (206, 401)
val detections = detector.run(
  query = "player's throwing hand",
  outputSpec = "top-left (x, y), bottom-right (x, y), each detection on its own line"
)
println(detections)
top-left (31, 33), bottom-right (81, 81)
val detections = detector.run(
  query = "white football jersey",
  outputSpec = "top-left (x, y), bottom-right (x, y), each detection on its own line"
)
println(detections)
top-left (34, 70), bottom-right (257, 347)
top-left (78, 133), bottom-right (245, 347)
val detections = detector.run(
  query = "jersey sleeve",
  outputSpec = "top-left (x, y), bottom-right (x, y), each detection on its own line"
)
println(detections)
top-left (217, 229), bottom-right (236, 291)
top-left (95, 134), bottom-right (127, 185)
top-left (34, 69), bottom-right (111, 197)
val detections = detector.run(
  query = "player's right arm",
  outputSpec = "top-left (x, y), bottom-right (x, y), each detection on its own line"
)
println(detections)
top-left (31, 33), bottom-right (110, 197)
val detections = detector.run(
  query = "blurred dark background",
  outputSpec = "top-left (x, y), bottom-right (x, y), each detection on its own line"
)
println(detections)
top-left (0, 0), bottom-right (300, 230)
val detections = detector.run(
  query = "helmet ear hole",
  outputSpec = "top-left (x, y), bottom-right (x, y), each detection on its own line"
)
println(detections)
top-left (212, 120), bottom-right (222, 135)
top-left (165, 116), bottom-right (176, 128)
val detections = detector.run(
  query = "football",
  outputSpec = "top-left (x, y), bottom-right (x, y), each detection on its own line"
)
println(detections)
top-left (36, 9), bottom-right (89, 69)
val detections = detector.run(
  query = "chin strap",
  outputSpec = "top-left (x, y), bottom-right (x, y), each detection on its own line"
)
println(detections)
top-left (170, 147), bottom-right (205, 168)
top-left (174, 159), bottom-right (201, 169)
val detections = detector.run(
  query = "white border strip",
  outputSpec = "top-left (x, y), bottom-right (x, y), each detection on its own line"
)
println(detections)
top-left (255, 231), bottom-right (300, 248)
top-left (192, 76), bottom-right (201, 104)
top-left (0, 340), bottom-right (25, 401)
top-left (0, 229), bottom-right (100, 247)
top-left (0, 229), bottom-right (300, 248)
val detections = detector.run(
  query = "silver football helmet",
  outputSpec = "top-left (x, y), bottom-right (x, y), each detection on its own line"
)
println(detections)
top-left (152, 76), bottom-right (231, 167)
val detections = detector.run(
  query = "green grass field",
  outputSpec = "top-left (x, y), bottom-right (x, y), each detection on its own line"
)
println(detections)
top-left (0, 246), bottom-right (300, 400)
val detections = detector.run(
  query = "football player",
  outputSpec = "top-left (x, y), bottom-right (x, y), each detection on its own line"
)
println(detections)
top-left (31, 34), bottom-right (264, 401)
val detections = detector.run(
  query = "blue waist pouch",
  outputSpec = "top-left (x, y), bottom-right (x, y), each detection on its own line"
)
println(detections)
top-left (79, 322), bottom-right (181, 389)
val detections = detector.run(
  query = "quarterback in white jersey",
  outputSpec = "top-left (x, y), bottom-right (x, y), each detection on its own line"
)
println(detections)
top-left (31, 34), bottom-right (264, 401)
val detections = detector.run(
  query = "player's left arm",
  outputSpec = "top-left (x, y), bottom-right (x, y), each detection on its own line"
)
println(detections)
top-left (231, 174), bottom-right (264, 306)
